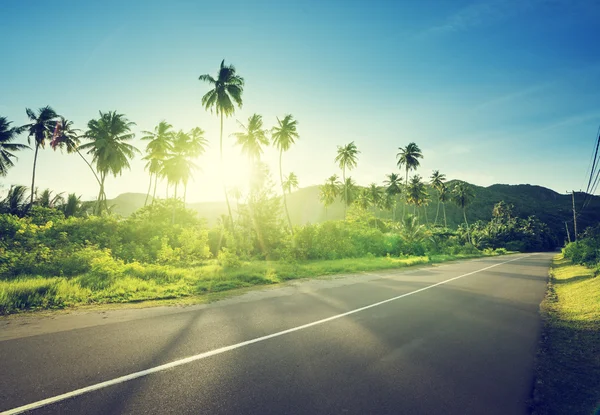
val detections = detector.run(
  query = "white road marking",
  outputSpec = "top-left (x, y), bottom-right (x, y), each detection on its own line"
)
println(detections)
top-left (1, 254), bottom-right (534, 415)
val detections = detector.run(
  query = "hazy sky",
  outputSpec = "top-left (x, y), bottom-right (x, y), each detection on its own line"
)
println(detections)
top-left (2, 0), bottom-right (600, 202)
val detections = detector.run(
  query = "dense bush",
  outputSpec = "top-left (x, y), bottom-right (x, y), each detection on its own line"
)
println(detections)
top-left (563, 225), bottom-right (600, 267)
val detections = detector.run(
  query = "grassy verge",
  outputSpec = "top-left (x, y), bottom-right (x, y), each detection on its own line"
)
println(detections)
top-left (0, 253), bottom-right (486, 315)
top-left (533, 254), bottom-right (600, 415)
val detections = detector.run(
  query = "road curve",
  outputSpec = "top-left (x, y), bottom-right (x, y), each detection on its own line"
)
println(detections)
top-left (0, 254), bottom-right (551, 414)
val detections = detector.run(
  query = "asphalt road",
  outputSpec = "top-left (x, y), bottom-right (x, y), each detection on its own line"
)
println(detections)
top-left (0, 254), bottom-right (552, 415)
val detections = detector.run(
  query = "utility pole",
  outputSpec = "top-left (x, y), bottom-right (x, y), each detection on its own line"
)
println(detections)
top-left (571, 190), bottom-right (578, 241)
top-left (565, 222), bottom-right (571, 243)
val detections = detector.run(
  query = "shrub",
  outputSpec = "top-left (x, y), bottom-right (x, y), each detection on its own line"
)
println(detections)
top-left (218, 248), bottom-right (241, 269)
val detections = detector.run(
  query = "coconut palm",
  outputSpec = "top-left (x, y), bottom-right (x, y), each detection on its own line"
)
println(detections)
top-left (439, 183), bottom-right (449, 228)
top-left (282, 172), bottom-right (299, 194)
top-left (173, 128), bottom-right (208, 203)
top-left (141, 121), bottom-right (174, 206)
top-left (51, 117), bottom-right (104, 199)
top-left (0, 185), bottom-right (29, 216)
top-left (368, 183), bottom-right (383, 211)
top-left (383, 172), bottom-right (402, 220)
top-left (199, 59), bottom-right (244, 229)
top-left (430, 170), bottom-right (446, 225)
top-left (335, 142), bottom-right (360, 220)
top-left (61, 193), bottom-right (82, 218)
top-left (80, 111), bottom-right (138, 215)
top-left (22, 106), bottom-right (58, 205)
top-left (452, 181), bottom-right (475, 243)
top-left (233, 114), bottom-right (269, 163)
top-left (356, 188), bottom-right (372, 211)
top-left (319, 174), bottom-right (340, 220)
top-left (339, 177), bottom-right (358, 206)
top-left (396, 142), bottom-right (423, 218)
top-left (0, 117), bottom-right (29, 177)
top-left (406, 175), bottom-right (428, 221)
top-left (271, 114), bottom-right (299, 235)
top-left (36, 189), bottom-right (64, 208)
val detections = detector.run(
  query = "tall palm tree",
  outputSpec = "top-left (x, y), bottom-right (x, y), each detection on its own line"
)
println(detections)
top-left (80, 111), bottom-right (138, 215)
top-left (0, 185), bottom-right (30, 216)
top-left (199, 59), bottom-right (244, 229)
top-left (396, 142), bottom-right (423, 218)
top-left (335, 142), bottom-right (360, 220)
top-left (272, 114), bottom-right (299, 235)
top-left (51, 117), bottom-right (104, 198)
top-left (23, 106), bottom-right (58, 205)
top-left (439, 183), bottom-right (449, 228)
top-left (451, 181), bottom-right (475, 243)
top-left (383, 172), bottom-right (402, 220)
top-left (141, 121), bottom-right (174, 206)
top-left (233, 114), bottom-right (269, 163)
top-left (175, 128), bottom-right (208, 203)
top-left (356, 188), bottom-right (372, 211)
top-left (0, 117), bottom-right (29, 177)
top-left (430, 170), bottom-right (446, 225)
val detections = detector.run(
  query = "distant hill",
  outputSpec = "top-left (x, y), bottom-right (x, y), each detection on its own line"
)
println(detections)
top-left (107, 182), bottom-right (600, 242)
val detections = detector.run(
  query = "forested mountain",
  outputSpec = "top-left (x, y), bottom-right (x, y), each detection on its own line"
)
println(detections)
top-left (108, 182), bottom-right (600, 242)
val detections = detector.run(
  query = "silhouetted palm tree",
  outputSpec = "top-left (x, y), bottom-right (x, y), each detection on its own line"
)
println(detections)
top-left (0, 185), bottom-right (29, 216)
top-left (199, 59), bottom-right (244, 229)
top-left (80, 111), bottom-right (138, 215)
top-left (0, 117), bottom-right (29, 177)
top-left (430, 170), bottom-right (446, 225)
top-left (452, 181), bottom-right (475, 243)
top-left (272, 114), bottom-right (299, 234)
top-left (335, 142), bottom-right (360, 220)
top-left (282, 172), bottom-right (299, 194)
top-left (36, 189), bottom-right (64, 208)
top-left (439, 183), bottom-right (449, 228)
top-left (339, 177), bottom-right (358, 206)
top-left (406, 175), bottom-right (427, 221)
top-left (368, 183), bottom-right (383, 213)
top-left (61, 193), bottom-right (82, 218)
top-left (396, 142), bottom-right (423, 218)
top-left (23, 106), bottom-right (58, 205)
top-left (174, 128), bottom-right (208, 203)
top-left (319, 174), bottom-right (340, 220)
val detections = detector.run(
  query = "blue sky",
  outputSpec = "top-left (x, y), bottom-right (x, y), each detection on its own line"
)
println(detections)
top-left (1, 0), bottom-right (599, 202)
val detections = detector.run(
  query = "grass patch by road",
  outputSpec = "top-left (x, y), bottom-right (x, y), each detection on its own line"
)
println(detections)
top-left (0, 253), bottom-right (486, 315)
top-left (533, 254), bottom-right (600, 415)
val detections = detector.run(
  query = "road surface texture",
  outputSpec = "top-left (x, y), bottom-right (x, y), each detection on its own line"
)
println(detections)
top-left (0, 253), bottom-right (551, 415)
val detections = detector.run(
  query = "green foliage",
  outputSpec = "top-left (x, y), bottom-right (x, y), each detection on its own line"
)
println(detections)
top-left (563, 225), bottom-right (600, 267)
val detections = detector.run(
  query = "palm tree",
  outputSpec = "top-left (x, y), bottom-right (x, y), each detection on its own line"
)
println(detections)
top-left (61, 193), bottom-right (82, 218)
top-left (339, 177), bottom-right (358, 206)
top-left (36, 189), bottom-right (64, 208)
top-left (282, 172), bottom-right (299, 194)
top-left (319, 174), bottom-right (340, 220)
top-left (80, 111), bottom-right (138, 215)
top-left (175, 128), bottom-right (208, 203)
top-left (430, 170), bottom-right (446, 225)
top-left (199, 59), bottom-right (244, 229)
top-left (271, 114), bottom-right (299, 235)
top-left (233, 114), bottom-right (269, 163)
top-left (396, 142), bottom-right (423, 218)
top-left (383, 172), bottom-right (402, 220)
top-left (335, 142), bottom-right (360, 220)
top-left (368, 183), bottom-right (383, 213)
top-left (356, 188), bottom-right (372, 211)
top-left (141, 121), bottom-right (174, 206)
top-left (0, 185), bottom-right (29, 216)
top-left (439, 183), bottom-right (449, 228)
top-left (0, 117), bottom-right (29, 177)
top-left (229, 186), bottom-right (243, 216)
top-left (51, 117), bottom-right (104, 198)
top-left (406, 175), bottom-right (428, 221)
top-left (452, 181), bottom-right (475, 243)
top-left (23, 106), bottom-right (58, 205)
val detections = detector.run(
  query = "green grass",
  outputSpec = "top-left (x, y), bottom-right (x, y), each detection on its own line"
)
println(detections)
top-left (533, 254), bottom-right (600, 415)
top-left (0, 253), bottom-right (484, 315)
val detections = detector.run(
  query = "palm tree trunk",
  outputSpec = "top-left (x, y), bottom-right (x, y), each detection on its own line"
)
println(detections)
top-left (152, 175), bottom-right (158, 204)
top-left (463, 208), bottom-right (471, 244)
top-left (220, 112), bottom-right (235, 232)
top-left (96, 172), bottom-right (106, 215)
top-left (424, 206), bottom-right (429, 225)
top-left (343, 166), bottom-right (347, 220)
top-left (443, 202), bottom-right (447, 228)
top-left (280, 149), bottom-right (294, 235)
top-left (402, 167), bottom-right (409, 219)
top-left (30, 143), bottom-right (40, 206)
top-left (434, 200), bottom-right (441, 225)
top-left (144, 173), bottom-right (152, 207)
top-left (172, 183), bottom-right (178, 225)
